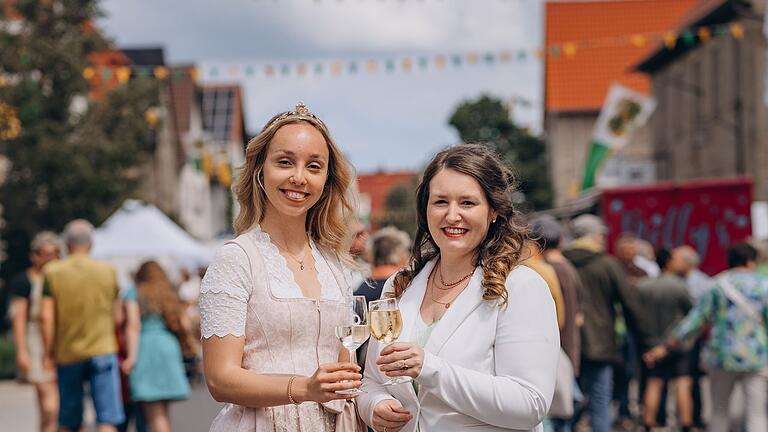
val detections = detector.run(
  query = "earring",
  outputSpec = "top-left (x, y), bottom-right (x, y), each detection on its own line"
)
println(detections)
top-left (255, 168), bottom-right (266, 192)
top-left (492, 217), bottom-right (497, 223)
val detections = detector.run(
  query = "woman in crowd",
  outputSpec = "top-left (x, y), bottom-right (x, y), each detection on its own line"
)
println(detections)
top-left (200, 102), bottom-right (362, 431)
top-left (358, 144), bottom-right (560, 432)
top-left (10, 232), bottom-right (61, 432)
top-left (127, 261), bottom-right (193, 432)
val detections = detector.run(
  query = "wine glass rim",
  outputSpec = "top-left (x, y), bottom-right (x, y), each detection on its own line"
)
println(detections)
top-left (369, 298), bottom-right (397, 305)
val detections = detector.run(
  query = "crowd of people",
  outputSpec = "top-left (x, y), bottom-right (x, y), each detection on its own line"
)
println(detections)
top-left (523, 215), bottom-right (768, 432)
top-left (7, 101), bottom-right (768, 432)
top-left (10, 221), bottom-right (199, 432)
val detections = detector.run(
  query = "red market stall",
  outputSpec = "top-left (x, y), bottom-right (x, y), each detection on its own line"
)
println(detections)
top-left (602, 177), bottom-right (753, 275)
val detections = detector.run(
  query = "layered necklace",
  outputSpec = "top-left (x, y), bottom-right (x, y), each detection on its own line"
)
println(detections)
top-left (436, 259), bottom-right (474, 289)
top-left (430, 260), bottom-right (475, 309)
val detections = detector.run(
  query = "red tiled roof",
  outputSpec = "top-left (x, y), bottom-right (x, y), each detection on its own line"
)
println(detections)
top-left (545, 0), bottom-right (702, 112)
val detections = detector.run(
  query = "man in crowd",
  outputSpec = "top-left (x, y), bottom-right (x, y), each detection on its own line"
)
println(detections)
top-left (612, 233), bottom-right (650, 428)
top-left (645, 243), bottom-right (768, 432)
top-left (354, 226), bottom-right (410, 305)
top-left (563, 214), bottom-right (650, 432)
top-left (637, 247), bottom-right (694, 431)
top-left (677, 245), bottom-right (711, 428)
top-left (531, 215), bottom-right (584, 431)
top-left (354, 226), bottom-right (410, 375)
top-left (41, 219), bottom-right (126, 432)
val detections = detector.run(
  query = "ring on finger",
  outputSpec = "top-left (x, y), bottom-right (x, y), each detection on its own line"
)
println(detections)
top-left (400, 360), bottom-right (409, 369)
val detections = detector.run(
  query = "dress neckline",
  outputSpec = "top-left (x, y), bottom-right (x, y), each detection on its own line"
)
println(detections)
top-left (249, 225), bottom-right (343, 301)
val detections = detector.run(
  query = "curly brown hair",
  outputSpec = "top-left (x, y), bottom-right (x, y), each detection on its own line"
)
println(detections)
top-left (392, 144), bottom-right (530, 307)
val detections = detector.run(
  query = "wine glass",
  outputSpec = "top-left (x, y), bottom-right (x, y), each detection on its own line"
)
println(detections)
top-left (369, 297), bottom-right (411, 385)
top-left (334, 295), bottom-right (369, 395)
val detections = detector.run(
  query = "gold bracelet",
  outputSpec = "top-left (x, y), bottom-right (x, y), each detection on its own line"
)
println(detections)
top-left (287, 375), bottom-right (300, 405)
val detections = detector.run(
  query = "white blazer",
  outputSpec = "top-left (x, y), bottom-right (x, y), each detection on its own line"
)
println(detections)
top-left (357, 260), bottom-right (559, 432)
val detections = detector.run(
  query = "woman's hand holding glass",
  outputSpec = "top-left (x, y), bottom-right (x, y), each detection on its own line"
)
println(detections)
top-left (376, 342), bottom-right (424, 380)
top-left (296, 362), bottom-right (362, 403)
top-left (369, 298), bottom-right (413, 385)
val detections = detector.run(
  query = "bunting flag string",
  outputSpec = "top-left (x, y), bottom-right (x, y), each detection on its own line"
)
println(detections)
top-left (0, 22), bottom-right (749, 88)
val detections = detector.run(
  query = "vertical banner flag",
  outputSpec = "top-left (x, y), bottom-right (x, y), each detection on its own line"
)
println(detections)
top-left (582, 84), bottom-right (656, 190)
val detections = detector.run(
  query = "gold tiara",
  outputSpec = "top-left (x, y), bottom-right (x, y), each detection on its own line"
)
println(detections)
top-left (270, 102), bottom-right (323, 125)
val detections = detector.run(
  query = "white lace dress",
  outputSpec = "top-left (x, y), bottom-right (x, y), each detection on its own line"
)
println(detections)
top-left (200, 226), bottom-right (351, 431)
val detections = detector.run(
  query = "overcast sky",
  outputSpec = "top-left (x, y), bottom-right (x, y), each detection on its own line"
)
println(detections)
top-left (99, 0), bottom-right (543, 173)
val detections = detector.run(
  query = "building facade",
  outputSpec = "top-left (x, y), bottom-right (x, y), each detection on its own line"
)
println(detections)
top-left (636, 0), bottom-right (768, 201)
top-left (544, 0), bottom-right (700, 206)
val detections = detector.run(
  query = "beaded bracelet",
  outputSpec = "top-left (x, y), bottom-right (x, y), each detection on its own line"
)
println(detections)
top-left (287, 375), bottom-right (300, 405)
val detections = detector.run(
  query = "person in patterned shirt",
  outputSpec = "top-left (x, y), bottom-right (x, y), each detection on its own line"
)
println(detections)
top-left (644, 242), bottom-right (768, 432)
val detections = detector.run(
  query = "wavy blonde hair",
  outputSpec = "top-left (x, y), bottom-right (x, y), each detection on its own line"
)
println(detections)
top-left (392, 144), bottom-right (530, 307)
top-left (233, 109), bottom-right (356, 261)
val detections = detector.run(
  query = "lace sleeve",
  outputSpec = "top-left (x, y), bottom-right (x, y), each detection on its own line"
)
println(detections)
top-left (199, 243), bottom-right (251, 339)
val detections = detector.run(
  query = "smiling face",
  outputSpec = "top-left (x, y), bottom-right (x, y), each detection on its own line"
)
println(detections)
top-left (426, 168), bottom-right (497, 260)
top-left (261, 123), bottom-right (330, 221)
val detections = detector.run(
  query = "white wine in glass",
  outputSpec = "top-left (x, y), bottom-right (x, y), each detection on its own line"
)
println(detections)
top-left (369, 298), bottom-right (412, 385)
top-left (334, 295), bottom-right (369, 395)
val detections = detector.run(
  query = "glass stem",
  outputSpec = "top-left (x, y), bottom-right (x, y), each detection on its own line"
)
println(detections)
top-left (348, 348), bottom-right (355, 365)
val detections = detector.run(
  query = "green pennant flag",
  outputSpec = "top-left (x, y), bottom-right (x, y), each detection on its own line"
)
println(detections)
top-left (682, 30), bottom-right (696, 46)
top-left (582, 84), bottom-right (657, 190)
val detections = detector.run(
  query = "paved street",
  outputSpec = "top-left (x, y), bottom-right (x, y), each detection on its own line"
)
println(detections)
top-left (0, 376), bottom-right (750, 431)
top-left (0, 380), bottom-right (222, 431)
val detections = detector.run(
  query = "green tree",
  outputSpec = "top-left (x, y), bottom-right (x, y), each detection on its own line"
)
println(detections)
top-left (448, 95), bottom-right (552, 210)
top-left (0, 1), bottom-right (158, 286)
top-left (377, 177), bottom-right (418, 237)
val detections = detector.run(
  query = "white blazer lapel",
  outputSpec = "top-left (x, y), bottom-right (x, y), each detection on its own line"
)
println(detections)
top-left (375, 259), bottom-right (435, 411)
top-left (423, 267), bottom-right (485, 356)
top-left (397, 259), bottom-right (434, 344)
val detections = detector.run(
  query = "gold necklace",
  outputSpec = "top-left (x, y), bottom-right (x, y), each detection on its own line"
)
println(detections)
top-left (273, 239), bottom-right (310, 270)
top-left (437, 260), bottom-right (474, 289)
top-left (429, 271), bottom-right (466, 309)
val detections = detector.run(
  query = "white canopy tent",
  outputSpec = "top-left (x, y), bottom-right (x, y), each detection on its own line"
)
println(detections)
top-left (92, 200), bottom-right (215, 289)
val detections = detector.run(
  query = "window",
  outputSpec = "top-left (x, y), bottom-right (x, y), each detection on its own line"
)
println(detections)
top-left (202, 88), bottom-right (234, 144)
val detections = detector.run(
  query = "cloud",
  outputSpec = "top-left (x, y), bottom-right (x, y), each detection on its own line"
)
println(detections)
top-left (99, 0), bottom-right (543, 172)
top-left (100, 0), bottom-right (542, 61)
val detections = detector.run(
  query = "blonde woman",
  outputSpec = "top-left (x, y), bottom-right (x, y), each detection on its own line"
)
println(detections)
top-left (357, 144), bottom-right (559, 432)
top-left (200, 103), bottom-right (361, 431)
